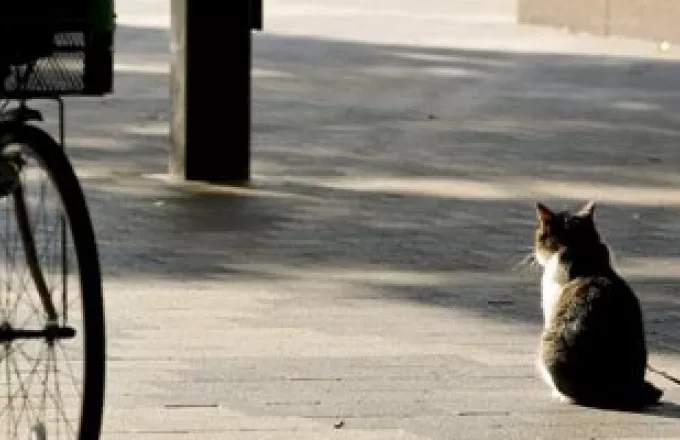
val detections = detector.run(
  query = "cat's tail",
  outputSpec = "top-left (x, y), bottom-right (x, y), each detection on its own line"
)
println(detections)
top-left (647, 364), bottom-right (680, 386)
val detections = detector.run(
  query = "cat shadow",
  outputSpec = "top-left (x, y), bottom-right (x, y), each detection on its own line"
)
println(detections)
top-left (567, 394), bottom-right (680, 419)
top-left (587, 400), bottom-right (680, 420)
top-left (641, 400), bottom-right (680, 420)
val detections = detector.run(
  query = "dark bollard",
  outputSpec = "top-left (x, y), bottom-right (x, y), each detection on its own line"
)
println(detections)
top-left (170, 0), bottom-right (259, 184)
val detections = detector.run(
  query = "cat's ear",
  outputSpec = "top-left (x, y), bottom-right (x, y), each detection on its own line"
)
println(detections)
top-left (536, 202), bottom-right (554, 223)
top-left (577, 200), bottom-right (596, 218)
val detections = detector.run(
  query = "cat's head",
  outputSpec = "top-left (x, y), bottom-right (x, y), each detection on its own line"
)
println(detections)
top-left (534, 201), bottom-right (600, 266)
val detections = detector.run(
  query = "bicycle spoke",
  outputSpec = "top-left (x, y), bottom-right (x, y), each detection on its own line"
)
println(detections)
top-left (4, 344), bottom-right (13, 439)
top-left (8, 344), bottom-right (43, 434)
top-left (48, 346), bottom-right (77, 439)
top-left (0, 344), bottom-right (48, 440)
top-left (9, 269), bottom-right (42, 331)
top-left (55, 342), bottom-right (82, 400)
top-left (2, 200), bottom-right (18, 324)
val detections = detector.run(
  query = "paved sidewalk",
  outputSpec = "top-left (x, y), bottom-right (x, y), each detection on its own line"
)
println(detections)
top-left (61, 0), bottom-right (680, 438)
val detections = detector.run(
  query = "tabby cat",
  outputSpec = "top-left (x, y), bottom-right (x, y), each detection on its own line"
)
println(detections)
top-left (533, 201), bottom-right (662, 409)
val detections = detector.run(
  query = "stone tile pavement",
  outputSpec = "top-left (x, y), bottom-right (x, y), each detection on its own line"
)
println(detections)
top-left (53, 0), bottom-right (680, 438)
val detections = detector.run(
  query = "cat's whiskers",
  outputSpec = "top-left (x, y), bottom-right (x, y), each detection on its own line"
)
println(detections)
top-left (511, 251), bottom-right (540, 274)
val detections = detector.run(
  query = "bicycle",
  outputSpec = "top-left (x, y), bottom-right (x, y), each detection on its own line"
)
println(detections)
top-left (0, 1), bottom-right (114, 439)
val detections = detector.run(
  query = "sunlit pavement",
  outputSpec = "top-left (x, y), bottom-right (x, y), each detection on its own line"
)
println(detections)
top-left (59, 0), bottom-right (680, 438)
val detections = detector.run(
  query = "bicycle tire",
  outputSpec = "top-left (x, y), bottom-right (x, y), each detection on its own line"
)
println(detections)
top-left (0, 122), bottom-right (105, 440)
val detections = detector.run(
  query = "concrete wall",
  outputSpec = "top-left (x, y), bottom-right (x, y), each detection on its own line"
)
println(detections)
top-left (518, 0), bottom-right (680, 44)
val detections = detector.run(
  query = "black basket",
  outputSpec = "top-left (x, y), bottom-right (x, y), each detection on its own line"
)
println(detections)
top-left (0, 4), bottom-right (114, 98)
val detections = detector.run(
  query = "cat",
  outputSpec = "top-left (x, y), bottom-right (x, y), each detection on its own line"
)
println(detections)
top-left (533, 200), bottom-right (662, 410)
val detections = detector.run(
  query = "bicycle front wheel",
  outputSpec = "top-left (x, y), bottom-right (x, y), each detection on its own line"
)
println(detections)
top-left (0, 123), bottom-right (105, 440)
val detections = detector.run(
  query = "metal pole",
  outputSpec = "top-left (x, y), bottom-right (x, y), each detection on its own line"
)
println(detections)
top-left (170, 0), bottom-right (253, 184)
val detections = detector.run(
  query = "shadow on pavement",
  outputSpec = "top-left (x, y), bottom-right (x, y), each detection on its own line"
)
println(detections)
top-left (64, 26), bottom-right (680, 353)
top-left (646, 400), bottom-right (680, 420)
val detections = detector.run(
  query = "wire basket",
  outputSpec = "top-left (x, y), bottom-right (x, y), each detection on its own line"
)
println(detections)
top-left (0, 2), bottom-right (114, 98)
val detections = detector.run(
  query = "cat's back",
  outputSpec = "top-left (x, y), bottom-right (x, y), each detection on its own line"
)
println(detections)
top-left (541, 272), bottom-right (651, 407)
top-left (547, 272), bottom-right (646, 356)
top-left (554, 273), bottom-right (639, 323)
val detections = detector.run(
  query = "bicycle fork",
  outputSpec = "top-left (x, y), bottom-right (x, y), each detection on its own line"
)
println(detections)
top-left (13, 181), bottom-right (58, 322)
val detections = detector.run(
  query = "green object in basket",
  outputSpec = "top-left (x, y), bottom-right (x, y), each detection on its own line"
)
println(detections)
top-left (88, 0), bottom-right (116, 31)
